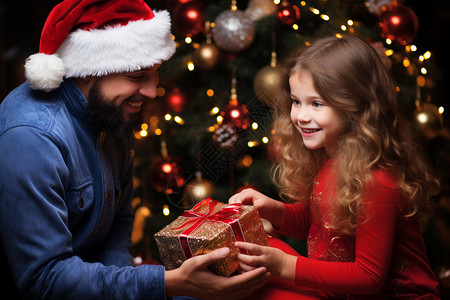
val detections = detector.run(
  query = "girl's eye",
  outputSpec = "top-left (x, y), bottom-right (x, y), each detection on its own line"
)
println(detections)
top-left (312, 102), bottom-right (323, 108)
top-left (292, 99), bottom-right (301, 106)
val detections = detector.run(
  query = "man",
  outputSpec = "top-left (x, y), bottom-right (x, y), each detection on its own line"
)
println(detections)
top-left (0, 0), bottom-right (268, 299)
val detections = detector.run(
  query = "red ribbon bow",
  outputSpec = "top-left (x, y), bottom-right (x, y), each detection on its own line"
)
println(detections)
top-left (174, 198), bottom-right (247, 259)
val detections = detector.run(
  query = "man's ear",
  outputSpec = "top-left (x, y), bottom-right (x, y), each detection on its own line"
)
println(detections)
top-left (72, 76), bottom-right (96, 98)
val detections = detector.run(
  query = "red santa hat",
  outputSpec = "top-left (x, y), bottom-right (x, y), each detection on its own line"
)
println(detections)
top-left (25, 0), bottom-right (176, 92)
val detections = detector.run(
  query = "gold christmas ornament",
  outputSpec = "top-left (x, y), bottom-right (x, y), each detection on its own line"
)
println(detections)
top-left (254, 42), bottom-right (283, 107)
top-left (253, 64), bottom-right (284, 107)
top-left (193, 42), bottom-right (220, 70)
top-left (182, 172), bottom-right (214, 207)
top-left (245, 0), bottom-right (277, 21)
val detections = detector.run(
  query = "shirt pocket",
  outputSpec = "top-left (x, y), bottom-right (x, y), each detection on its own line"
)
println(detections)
top-left (66, 181), bottom-right (94, 213)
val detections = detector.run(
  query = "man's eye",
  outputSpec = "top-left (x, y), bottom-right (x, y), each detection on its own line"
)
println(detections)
top-left (128, 75), bottom-right (144, 81)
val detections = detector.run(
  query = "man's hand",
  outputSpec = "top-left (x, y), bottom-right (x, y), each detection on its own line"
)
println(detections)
top-left (165, 247), bottom-right (270, 300)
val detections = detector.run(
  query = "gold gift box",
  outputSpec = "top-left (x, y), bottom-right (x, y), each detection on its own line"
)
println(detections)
top-left (154, 198), bottom-right (269, 276)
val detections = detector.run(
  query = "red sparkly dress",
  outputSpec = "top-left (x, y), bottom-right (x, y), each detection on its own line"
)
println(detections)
top-left (247, 160), bottom-right (440, 299)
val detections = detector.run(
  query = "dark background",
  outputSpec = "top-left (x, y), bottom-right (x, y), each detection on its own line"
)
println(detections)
top-left (1, 0), bottom-right (449, 108)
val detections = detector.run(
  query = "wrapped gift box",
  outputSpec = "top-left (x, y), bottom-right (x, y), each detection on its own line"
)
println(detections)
top-left (154, 198), bottom-right (269, 276)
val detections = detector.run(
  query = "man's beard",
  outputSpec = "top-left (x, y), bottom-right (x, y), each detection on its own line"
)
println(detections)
top-left (86, 80), bottom-right (144, 138)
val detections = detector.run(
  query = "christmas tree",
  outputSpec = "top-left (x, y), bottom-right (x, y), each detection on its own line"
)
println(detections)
top-left (129, 0), bottom-right (449, 291)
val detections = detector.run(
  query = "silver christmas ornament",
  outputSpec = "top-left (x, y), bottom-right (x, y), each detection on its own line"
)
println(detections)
top-left (212, 9), bottom-right (255, 53)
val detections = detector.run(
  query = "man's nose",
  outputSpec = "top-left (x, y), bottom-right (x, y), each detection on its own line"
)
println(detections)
top-left (139, 78), bottom-right (158, 99)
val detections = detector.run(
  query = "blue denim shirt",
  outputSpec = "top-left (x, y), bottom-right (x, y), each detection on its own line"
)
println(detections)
top-left (0, 80), bottom-right (166, 299)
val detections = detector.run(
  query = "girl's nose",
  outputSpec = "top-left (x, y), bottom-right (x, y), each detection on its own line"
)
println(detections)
top-left (296, 107), bottom-right (311, 123)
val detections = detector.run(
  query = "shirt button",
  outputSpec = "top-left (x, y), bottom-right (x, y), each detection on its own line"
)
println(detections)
top-left (78, 196), bottom-right (84, 208)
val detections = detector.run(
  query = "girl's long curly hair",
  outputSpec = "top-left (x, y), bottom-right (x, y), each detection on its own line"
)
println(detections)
top-left (271, 35), bottom-right (440, 235)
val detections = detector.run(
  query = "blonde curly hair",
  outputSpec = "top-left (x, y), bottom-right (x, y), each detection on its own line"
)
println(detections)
top-left (271, 35), bottom-right (440, 235)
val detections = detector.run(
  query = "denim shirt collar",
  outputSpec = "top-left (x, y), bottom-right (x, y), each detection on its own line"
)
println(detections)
top-left (60, 78), bottom-right (90, 121)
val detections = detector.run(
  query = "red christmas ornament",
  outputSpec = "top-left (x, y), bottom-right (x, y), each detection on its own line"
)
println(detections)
top-left (165, 88), bottom-right (186, 112)
top-left (167, 0), bottom-right (193, 12)
top-left (149, 156), bottom-right (186, 193)
top-left (378, 3), bottom-right (418, 45)
top-left (277, 1), bottom-right (300, 26)
top-left (221, 102), bottom-right (250, 129)
top-left (173, 1), bottom-right (205, 38)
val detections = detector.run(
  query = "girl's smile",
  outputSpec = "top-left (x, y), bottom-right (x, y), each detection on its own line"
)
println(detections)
top-left (300, 127), bottom-right (322, 137)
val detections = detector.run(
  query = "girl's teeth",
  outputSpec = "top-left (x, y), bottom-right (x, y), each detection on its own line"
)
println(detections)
top-left (303, 129), bottom-right (318, 133)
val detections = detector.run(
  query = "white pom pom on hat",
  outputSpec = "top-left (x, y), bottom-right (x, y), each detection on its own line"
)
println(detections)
top-left (25, 0), bottom-right (176, 92)
top-left (25, 53), bottom-right (65, 92)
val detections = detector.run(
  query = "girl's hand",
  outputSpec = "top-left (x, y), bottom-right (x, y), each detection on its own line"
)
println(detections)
top-left (229, 188), bottom-right (285, 228)
top-left (235, 242), bottom-right (296, 283)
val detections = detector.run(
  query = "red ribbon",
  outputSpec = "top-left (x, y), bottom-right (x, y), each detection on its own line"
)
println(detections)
top-left (173, 198), bottom-right (247, 259)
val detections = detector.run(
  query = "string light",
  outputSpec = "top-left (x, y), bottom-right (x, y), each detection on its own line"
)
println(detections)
top-left (385, 49), bottom-right (394, 56)
top-left (150, 116), bottom-right (158, 125)
top-left (174, 116), bottom-right (185, 125)
top-left (230, 109), bottom-right (240, 119)
top-left (165, 114), bottom-right (172, 121)
top-left (210, 107), bottom-right (220, 115)
top-left (417, 76), bottom-right (426, 87)
top-left (417, 112), bottom-right (428, 124)
top-left (241, 155), bottom-right (253, 167)
top-left (402, 58), bottom-right (410, 67)
top-left (139, 129), bottom-right (148, 137)
top-left (162, 205), bottom-right (170, 216)
top-left (157, 87), bottom-right (166, 97)
top-left (262, 137), bottom-right (269, 143)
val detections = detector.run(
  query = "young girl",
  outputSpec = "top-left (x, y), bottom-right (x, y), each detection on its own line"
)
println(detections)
top-left (229, 35), bottom-right (441, 298)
